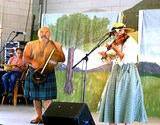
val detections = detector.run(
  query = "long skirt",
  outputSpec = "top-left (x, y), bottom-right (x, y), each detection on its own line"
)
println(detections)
top-left (24, 68), bottom-right (57, 100)
top-left (98, 63), bottom-right (148, 124)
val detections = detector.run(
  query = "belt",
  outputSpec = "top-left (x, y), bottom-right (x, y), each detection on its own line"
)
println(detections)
top-left (28, 66), bottom-right (54, 74)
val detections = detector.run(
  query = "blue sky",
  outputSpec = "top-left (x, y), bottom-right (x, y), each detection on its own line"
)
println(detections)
top-left (41, 11), bottom-right (160, 68)
top-left (42, 12), bottom-right (119, 28)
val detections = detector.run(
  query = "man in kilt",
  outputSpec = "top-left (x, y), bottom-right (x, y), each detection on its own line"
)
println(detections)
top-left (23, 27), bottom-right (65, 124)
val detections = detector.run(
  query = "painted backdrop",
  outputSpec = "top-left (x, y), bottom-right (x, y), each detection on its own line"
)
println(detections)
top-left (42, 12), bottom-right (119, 111)
top-left (41, 11), bottom-right (160, 118)
top-left (138, 9), bottom-right (160, 117)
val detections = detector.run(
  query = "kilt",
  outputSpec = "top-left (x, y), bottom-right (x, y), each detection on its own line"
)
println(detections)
top-left (24, 67), bottom-right (57, 100)
top-left (98, 63), bottom-right (148, 124)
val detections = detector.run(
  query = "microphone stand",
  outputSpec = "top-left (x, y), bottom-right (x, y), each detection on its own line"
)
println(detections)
top-left (72, 32), bottom-right (112, 102)
top-left (0, 31), bottom-right (18, 63)
top-left (8, 33), bottom-right (19, 43)
top-left (0, 31), bottom-right (15, 53)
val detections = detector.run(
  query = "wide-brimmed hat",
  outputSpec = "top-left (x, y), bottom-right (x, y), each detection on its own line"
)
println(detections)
top-left (127, 31), bottom-right (138, 43)
top-left (111, 22), bottom-right (134, 33)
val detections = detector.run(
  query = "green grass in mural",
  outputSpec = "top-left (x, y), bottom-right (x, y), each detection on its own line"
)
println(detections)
top-left (55, 70), bottom-right (160, 118)
top-left (141, 74), bottom-right (160, 118)
top-left (55, 70), bottom-right (82, 102)
top-left (55, 70), bottom-right (109, 111)
top-left (84, 71), bottom-right (110, 111)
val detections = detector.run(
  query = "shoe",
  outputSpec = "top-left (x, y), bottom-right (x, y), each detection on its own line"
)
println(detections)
top-left (30, 117), bottom-right (43, 124)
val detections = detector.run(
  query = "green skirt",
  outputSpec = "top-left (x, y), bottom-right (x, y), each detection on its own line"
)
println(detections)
top-left (98, 64), bottom-right (148, 124)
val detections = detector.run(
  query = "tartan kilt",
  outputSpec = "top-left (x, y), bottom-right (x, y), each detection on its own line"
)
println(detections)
top-left (24, 68), bottom-right (57, 100)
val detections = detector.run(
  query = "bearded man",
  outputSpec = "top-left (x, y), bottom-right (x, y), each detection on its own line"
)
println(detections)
top-left (23, 27), bottom-right (65, 124)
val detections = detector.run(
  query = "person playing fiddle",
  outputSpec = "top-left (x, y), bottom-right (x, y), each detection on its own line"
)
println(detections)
top-left (23, 26), bottom-right (65, 124)
top-left (1, 48), bottom-right (25, 99)
top-left (98, 22), bottom-right (148, 125)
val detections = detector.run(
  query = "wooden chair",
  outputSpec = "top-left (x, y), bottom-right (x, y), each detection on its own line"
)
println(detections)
top-left (1, 94), bottom-right (7, 105)
top-left (13, 70), bottom-right (28, 106)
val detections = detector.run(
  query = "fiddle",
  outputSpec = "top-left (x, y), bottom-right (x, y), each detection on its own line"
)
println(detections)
top-left (106, 33), bottom-right (129, 50)
top-left (99, 33), bottom-right (129, 61)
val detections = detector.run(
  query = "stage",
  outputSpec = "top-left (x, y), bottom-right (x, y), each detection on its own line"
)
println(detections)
top-left (0, 105), bottom-right (160, 125)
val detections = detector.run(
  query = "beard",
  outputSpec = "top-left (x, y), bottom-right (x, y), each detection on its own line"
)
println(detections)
top-left (40, 35), bottom-right (49, 42)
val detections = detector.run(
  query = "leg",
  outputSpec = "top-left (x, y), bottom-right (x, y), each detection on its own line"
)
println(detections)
top-left (9, 71), bottom-right (20, 93)
top-left (30, 100), bottom-right (43, 124)
top-left (33, 100), bottom-right (42, 119)
top-left (7, 72), bottom-right (19, 104)
top-left (43, 100), bottom-right (52, 111)
top-left (1, 73), bottom-right (10, 94)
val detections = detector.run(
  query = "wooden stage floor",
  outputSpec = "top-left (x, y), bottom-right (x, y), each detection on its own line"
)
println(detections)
top-left (0, 105), bottom-right (160, 125)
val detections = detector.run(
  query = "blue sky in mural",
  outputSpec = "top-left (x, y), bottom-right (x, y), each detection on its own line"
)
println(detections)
top-left (42, 11), bottom-right (160, 66)
top-left (42, 12), bottom-right (119, 69)
top-left (42, 12), bottom-right (119, 30)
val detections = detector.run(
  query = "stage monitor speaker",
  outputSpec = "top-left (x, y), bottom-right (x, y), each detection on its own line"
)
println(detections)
top-left (42, 102), bottom-right (96, 125)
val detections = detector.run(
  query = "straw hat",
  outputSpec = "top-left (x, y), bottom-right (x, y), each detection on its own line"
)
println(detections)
top-left (111, 22), bottom-right (134, 33)
top-left (127, 31), bottom-right (138, 43)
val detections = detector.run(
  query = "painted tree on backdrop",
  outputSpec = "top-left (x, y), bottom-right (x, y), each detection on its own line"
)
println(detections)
top-left (49, 13), bottom-right (110, 94)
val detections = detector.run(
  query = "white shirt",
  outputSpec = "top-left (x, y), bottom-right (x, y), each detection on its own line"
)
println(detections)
top-left (121, 36), bottom-right (138, 64)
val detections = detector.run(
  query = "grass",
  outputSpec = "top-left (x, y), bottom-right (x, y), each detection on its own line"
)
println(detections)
top-left (141, 75), bottom-right (160, 118)
top-left (55, 70), bottom-right (109, 110)
top-left (55, 70), bottom-right (160, 118)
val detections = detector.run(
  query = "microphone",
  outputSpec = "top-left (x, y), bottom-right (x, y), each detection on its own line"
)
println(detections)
top-left (13, 31), bottom-right (26, 35)
top-left (109, 29), bottom-right (116, 36)
top-left (105, 30), bottom-right (116, 37)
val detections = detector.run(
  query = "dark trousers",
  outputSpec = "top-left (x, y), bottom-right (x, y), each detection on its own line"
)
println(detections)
top-left (1, 71), bottom-right (21, 93)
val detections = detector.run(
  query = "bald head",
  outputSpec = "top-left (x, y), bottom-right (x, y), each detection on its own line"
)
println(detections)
top-left (38, 27), bottom-right (51, 42)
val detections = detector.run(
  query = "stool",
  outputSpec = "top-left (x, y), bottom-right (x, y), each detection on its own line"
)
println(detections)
top-left (13, 79), bottom-right (28, 106)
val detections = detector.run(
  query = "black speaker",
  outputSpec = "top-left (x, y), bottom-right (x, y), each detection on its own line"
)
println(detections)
top-left (42, 102), bottom-right (96, 125)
